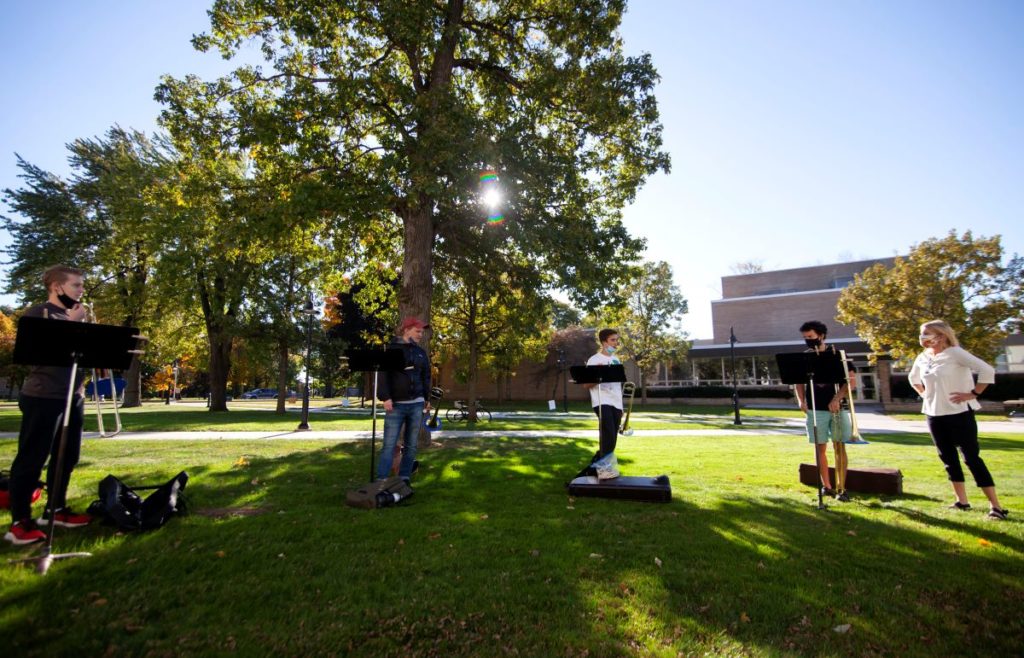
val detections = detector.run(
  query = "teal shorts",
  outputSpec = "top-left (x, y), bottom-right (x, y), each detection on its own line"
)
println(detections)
top-left (805, 410), bottom-right (851, 444)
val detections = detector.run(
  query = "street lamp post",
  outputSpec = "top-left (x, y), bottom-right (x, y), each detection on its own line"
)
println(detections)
top-left (730, 327), bottom-right (742, 425)
top-left (297, 296), bottom-right (316, 431)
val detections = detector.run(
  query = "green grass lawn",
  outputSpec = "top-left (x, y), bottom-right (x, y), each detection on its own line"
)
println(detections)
top-left (1, 426), bottom-right (1021, 656)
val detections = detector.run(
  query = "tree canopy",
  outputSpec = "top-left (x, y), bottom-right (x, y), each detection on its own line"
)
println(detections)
top-left (158, 0), bottom-right (669, 328)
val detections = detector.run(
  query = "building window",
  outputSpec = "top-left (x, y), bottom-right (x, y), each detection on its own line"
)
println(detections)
top-left (830, 276), bottom-right (854, 289)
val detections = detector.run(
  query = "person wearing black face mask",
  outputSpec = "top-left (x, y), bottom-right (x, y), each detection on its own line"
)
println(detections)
top-left (792, 320), bottom-right (864, 503)
top-left (4, 265), bottom-right (93, 546)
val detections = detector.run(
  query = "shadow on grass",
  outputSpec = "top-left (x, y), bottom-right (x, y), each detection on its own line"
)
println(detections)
top-left (1, 437), bottom-right (1021, 656)
top-left (857, 431), bottom-right (1024, 452)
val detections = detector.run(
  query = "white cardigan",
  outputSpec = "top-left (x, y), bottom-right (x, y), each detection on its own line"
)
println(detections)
top-left (908, 346), bottom-right (995, 417)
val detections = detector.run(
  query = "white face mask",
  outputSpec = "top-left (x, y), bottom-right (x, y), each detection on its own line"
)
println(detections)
top-left (605, 346), bottom-right (617, 354)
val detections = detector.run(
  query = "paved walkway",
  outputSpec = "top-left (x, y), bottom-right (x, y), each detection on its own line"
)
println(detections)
top-left (3, 409), bottom-right (1020, 441)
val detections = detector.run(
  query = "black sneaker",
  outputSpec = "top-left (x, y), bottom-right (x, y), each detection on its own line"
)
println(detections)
top-left (821, 487), bottom-right (836, 498)
top-left (948, 501), bottom-right (971, 511)
top-left (836, 491), bottom-right (850, 502)
top-left (987, 507), bottom-right (1009, 520)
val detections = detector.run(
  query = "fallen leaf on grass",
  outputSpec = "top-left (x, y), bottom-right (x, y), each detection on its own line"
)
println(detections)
top-left (93, 598), bottom-right (108, 607)
top-left (233, 456), bottom-right (249, 468)
top-left (654, 557), bottom-right (662, 568)
top-left (740, 612), bottom-right (751, 623)
top-left (978, 538), bottom-right (992, 547)
top-left (589, 553), bottom-right (603, 559)
top-left (215, 550), bottom-right (226, 558)
top-left (479, 514), bottom-right (489, 520)
top-left (566, 505), bottom-right (575, 510)
top-left (833, 623), bottom-right (852, 633)
top-left (847, 530), bottom-right (857, 537)
top-left (428, 533), bottom-right (442, 541)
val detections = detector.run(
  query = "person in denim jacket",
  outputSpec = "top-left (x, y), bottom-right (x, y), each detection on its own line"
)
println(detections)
top-left (376, 317), bottom-right (432, 482)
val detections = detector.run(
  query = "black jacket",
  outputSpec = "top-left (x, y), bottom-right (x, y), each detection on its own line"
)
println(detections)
top-left (377, 338), bottom-right (431, 403)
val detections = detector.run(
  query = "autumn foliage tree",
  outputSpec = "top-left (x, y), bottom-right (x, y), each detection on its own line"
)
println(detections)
top-left (837, 231), bottom-right (1024, 365)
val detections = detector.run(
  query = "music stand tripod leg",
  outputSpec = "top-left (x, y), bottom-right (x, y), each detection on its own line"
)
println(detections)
top-left (808, 379), bottom-right (825, 510)
top-left (10, 356), bottom-right (93, 574)
top-left (370, 370), bottom-right (378, 483)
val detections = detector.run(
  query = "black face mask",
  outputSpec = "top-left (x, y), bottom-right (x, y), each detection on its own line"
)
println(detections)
top-left (56, 291), bottom-right (79, 309)
top-left (804, 337), bottom-right (822, 348)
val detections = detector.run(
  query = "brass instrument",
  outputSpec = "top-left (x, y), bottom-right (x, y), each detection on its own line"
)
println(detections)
top-left (839, 350), bottom-right (863, 441)
top-left (619, 381), bottom-right (636, 436)
top-left (829, 350), bottom-right (863, 499)
top-left (83, 303), bottom-right (123, 438)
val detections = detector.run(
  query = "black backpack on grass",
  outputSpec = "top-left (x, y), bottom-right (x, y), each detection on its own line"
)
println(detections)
top-left (87, 471), bottom-right (189, 531)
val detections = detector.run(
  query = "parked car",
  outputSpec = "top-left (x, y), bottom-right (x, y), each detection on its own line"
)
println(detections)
top-left (240, 388), bottom-right (279, 399)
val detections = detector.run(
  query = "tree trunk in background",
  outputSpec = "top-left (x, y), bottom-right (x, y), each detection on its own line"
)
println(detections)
top-left (121, 355), bottom-right (143, 407)
top-left (276, 337), bottom-right (289, 414)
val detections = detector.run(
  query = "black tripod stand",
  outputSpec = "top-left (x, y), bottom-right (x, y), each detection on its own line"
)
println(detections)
top-left (345, 349), bottom-right (405, 482)
top-left (776, 351), bottom-right (846, 510)
top-left (9, 316), bottom-right (141, 574)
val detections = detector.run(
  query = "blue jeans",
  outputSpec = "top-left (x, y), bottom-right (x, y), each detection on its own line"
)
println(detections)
top-left (377, 402), bottom-right (423, 480)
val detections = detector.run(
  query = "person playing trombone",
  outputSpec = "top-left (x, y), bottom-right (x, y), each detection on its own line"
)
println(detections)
top-left (4, 266), bottom-right (93, 546)
top-left (793, 321), bottom-right (866, 503)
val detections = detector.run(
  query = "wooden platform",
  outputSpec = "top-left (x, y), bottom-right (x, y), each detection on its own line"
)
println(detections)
top-left (799, 464), bottom-right (903, 495)
top-left (567, 475), bottom-right (672, 503)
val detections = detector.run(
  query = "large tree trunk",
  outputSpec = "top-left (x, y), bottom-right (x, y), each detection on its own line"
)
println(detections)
top-left (399, 202), bottom-right (435, 330)
top-left (197, 268), bottom-right (235, 412)
top-left (207, 331), bottom-right (232, 412)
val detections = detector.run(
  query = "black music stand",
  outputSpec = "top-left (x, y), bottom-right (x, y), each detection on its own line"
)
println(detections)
top-left (10, 317), bottom-right (141, 574)
top-left (345, 349), bottom-right (405, 482)
top-left (777, 351), bottom-right (846, 510)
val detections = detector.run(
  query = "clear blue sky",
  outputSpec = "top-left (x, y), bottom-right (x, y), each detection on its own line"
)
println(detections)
top-left (2, 1), bottom-right (1022, 339)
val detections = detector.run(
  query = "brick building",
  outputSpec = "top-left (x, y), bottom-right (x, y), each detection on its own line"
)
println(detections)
top-left (684, 258), bottom-right (897, 402)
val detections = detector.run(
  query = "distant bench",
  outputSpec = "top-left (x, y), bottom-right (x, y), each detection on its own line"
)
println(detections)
top-left (799, 464), bottom-right (903, 495)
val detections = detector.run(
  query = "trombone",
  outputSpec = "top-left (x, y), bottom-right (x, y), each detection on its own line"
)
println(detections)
top-left (619, 381), bottom-right (636, 436)
top-left (83, 303), bottom-right (123, 438)
top-left (838, 350), bottom-right (863, 442)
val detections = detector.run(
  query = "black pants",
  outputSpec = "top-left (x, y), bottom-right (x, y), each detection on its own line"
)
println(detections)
top-left (8, 394), bottom-right (85, 521)
top-left (926, 410), bottom-right (994, 488)
top-left (593, 405), bottom-right (623, 457)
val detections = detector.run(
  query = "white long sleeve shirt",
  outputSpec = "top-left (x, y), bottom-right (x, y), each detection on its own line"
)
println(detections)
top-left (908, 346), bottom-right (995, 417)
top-left (586, 352), bottom-right (624, 409)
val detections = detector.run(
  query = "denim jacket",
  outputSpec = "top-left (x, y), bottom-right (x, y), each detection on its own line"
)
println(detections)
top-left (377, 337), bottom-right (431, 403)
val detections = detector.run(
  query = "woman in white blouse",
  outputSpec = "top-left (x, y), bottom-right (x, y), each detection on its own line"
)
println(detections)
top-left (909, 320), bottom-right (1008, 520)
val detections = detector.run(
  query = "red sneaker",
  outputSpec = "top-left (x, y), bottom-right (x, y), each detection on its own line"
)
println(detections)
top-left (38, 507), bottom-right (93, 528)
top-left (5, 519), bottom-right (46, 545)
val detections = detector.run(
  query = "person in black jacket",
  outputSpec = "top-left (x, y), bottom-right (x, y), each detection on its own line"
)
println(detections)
top-left (376, 317), bottom-right (432, 482)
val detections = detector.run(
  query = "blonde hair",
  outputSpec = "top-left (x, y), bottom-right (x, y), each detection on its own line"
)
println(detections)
top-left (920, 320), bottom-right (959, 347)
